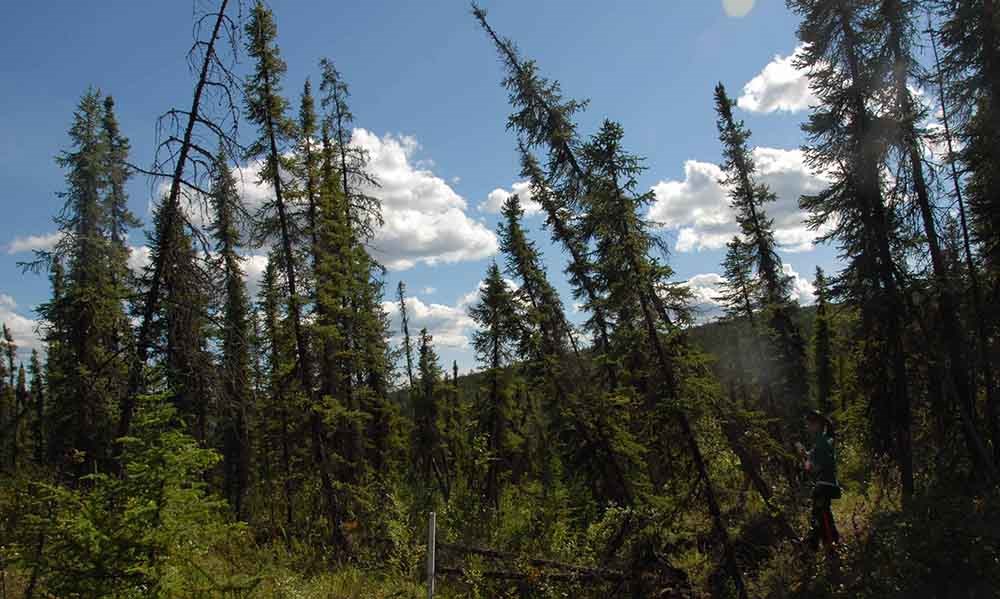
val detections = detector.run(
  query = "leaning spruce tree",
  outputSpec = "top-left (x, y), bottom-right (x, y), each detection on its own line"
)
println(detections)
top-left (397, 281), bottom-right (417, 390)
top-left (789, 0), bottom-right (914, 501)
top-left (496, 193), bottom-right (640, 508)
top-left (937, 0), bottom-right (1000, 293)
top-left (718, 236), bottom-right (758, 324)
top-left (475, 8), bottom-right (747, 595)
top-left (498, 194), bottom-right (572, 359)
top-left (117, 0), bottom-right (240, 450)
top-left (714, 83), bottom-right (808, 417)
top-left (931, 0), bottom-right (1000, 470)
top-left (880, 0), bottom-right (994, 479)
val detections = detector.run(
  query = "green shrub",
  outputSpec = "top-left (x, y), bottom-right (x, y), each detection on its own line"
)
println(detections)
top-left (6, 395), bottom-right (254, 598)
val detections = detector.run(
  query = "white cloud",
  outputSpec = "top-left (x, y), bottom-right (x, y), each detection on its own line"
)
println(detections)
top-left (0, 293), bottom-right (42, 360)
top-left (478, 180), bottom-right (542, 216)
top-left (651, 161), bottom-right (733, 252)
top-left (648, 147), bottom-right (830, 253)
top-left (685, 273), bottom-right (726, 306)
top-left (784, 263), bottom-right (816, 305)
top-left (128, 245), bottom-right (151, 275)
top-left (422, 286), bottom-right (436, 295)
top-left (171, 129), bottom-right (496, 272)
top-left (374, 206), bottom-right (496, 270)
top-left (126, 242), bottom-right (268, 301)
top-left (6, 232), bottom-right (61, 255)
top-left (352, 129), bottom-right (498, 270)
top-left (457, 284), bottom-right (484, 310)
top-left (737, 44), bottom-right (817, 114)
top-left (682, 264), bottom-right (815, 323)
top-left (683, 273), bottom-right (727, 321)
top-left (381, 276), bottom-right (518, 350)
top-left (456, 275), bottom-right (519, 310)
top-left (382, 294), bottom-right (476, 350)
top-left (243, 254), bottom-right (269, 298)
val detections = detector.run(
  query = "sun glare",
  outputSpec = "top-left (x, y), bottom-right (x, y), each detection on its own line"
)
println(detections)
top-left (723, 0), bottom-right (755, 18)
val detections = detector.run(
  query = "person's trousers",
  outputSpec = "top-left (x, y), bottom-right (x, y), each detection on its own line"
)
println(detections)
top-left (808, 485), bottom-right (840, 550)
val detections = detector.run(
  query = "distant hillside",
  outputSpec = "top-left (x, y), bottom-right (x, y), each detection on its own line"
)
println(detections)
top-left (405, 304), bottom-right (825, 399)
top-left (688, 304), bottom-right (820, 358)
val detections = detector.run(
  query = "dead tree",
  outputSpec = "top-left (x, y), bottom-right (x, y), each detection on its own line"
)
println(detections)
top-left (118, 0), bottom-right (243, 444)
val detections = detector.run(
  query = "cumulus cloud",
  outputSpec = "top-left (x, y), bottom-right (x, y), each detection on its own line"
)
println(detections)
top-left (784, 263), bottom-right (816, 305)
top-left (149, 158), bottom-right (279, 234)
top-left (683, 273), bottom-right (727, 321)
top-left (375, 207), bottom-right (496, 270)
top-left (351, 129), bottom-right (497, 270)
top-left (651, 162), bottom-right (733, 251)
top-left (128, 245), bottom-right (151, 275)
top-left (682, 264), bottom-right (816, 323)
top-left (685, 273), bottom-right (726, 305)
top-left (381, 276), bottom-right (518, 350)
top-left (382, 294), bottom-right (476, 349)
top-left (478, 181), bottom-right (542, 216)
top-left (125, 240), bottom-right (268, 302)
top-left (164, 129), bottom-right (496, 272)
top-left (456, 275), bottom-right (519, 310)
top-left (648, 147), bottom-right (830, 253)
top-left (243, 254), bottom-right (269, 298)
top-left (737, 44), bottom-right (817, 114)
top-left (0, 293), bottom-right (42, 359)
top-left (6, 232), bottom-right (61, 255)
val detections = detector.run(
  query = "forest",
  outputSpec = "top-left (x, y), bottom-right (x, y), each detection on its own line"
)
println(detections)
top-left (0, 0), bottom-right (999, 597)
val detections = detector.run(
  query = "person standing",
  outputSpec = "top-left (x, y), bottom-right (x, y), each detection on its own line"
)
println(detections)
top-left (797, 409), bottom-right (841, 551)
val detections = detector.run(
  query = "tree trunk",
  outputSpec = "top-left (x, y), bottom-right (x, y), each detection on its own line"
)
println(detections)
top-left (258, 53), bottom-right (343, 547)
top-left (118, 0), bottom-right (230, 446)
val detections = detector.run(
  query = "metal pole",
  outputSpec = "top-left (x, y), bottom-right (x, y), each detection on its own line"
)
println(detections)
top-left (427, 511), bottom-right (436, 599)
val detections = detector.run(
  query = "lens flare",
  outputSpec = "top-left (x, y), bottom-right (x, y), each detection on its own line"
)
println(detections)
top-left (722, 0), bottom-right (755, 18)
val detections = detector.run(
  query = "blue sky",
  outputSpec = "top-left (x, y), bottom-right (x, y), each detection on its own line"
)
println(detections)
top-left (0, 0), bottom-right (842, 372)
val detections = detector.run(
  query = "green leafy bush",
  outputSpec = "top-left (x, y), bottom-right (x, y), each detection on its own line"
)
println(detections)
top-left (6, 395), bottom-right (254, 598)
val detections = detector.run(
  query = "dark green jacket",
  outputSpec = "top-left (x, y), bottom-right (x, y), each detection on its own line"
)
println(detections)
top-left (808, 431), bottom-right (837, 486)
